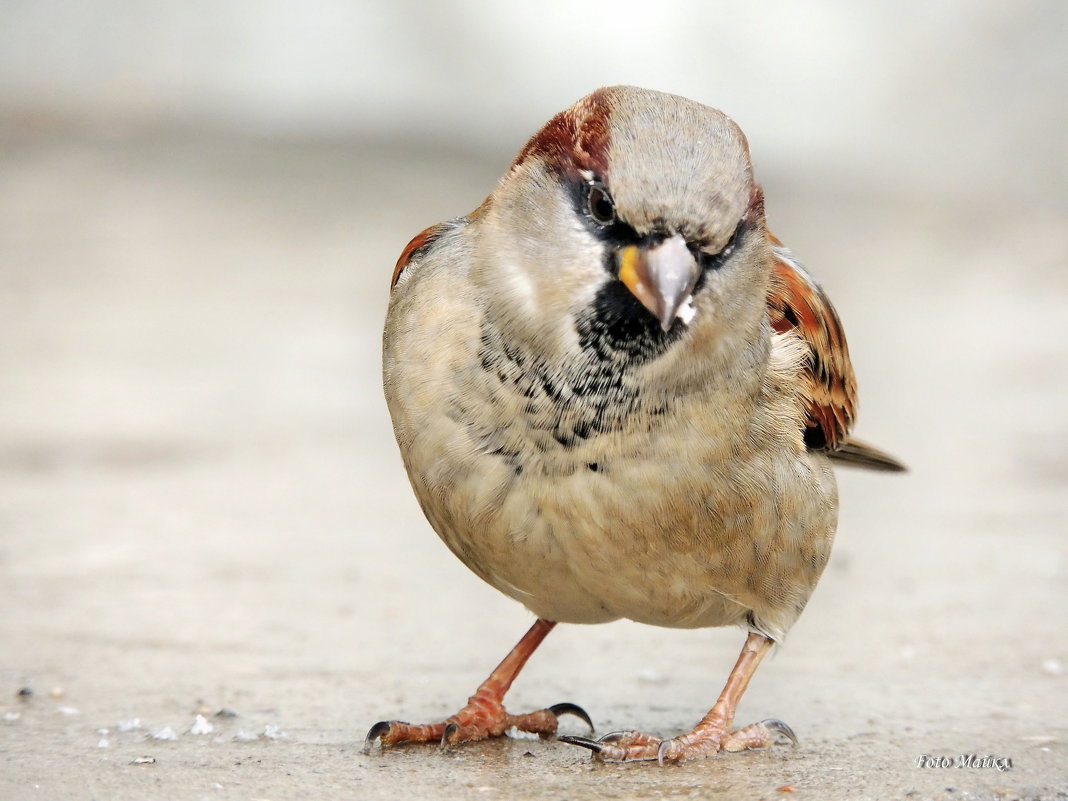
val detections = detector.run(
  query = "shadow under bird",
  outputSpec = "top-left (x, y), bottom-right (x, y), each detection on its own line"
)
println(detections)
top-left (369, 85), bottom-right (904, 764)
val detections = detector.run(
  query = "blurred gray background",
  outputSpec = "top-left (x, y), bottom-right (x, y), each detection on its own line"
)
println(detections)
top-left (2, 2), bottom-right (1066, 800)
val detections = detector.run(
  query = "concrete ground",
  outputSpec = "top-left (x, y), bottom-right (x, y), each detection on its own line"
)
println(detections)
top-left (1, 126), bottom-right (1065, 801)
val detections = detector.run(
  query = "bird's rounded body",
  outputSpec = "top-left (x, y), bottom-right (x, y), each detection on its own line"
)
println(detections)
top-left (384, 216), bottom-right (837, 642)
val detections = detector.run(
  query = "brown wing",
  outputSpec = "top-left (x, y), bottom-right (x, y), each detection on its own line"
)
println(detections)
top-left (765, 240), bottom-right (857, 451)
top-left (390, 219), bottom-right (467, 291)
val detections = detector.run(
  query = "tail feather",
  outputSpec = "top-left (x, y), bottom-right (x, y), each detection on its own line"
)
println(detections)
top-left (829, 438), bottom-right (906, 472)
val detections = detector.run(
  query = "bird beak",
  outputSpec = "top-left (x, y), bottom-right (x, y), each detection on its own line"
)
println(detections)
top-left (617, 234), bottom-right (700, 331)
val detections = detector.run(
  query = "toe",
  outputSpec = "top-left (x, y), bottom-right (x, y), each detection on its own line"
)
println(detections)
top-left (721, 718), bottom-right (798, 752)
top-left (560, 729), bottom-right (663, 762)
top-left (364, 719), bottom-right (449, 749)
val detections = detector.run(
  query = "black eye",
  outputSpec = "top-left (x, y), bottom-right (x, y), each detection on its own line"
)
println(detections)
top-left (587, 182), bottom-right (616, 226)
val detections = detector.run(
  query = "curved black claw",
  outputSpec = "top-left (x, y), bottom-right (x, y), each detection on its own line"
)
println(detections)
top-left (440, 721), bottom-right (459, 748)
top-left (762, 718), bottom-right (799, 746)
top-left (548, 702), bottom-right (594, 733)
top-left (558, 734), bottom-right (604, 753)
top-left (363, 720), bottom-right (392, 754)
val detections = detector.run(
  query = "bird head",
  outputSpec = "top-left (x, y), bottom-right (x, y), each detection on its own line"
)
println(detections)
top-left (471, 85), bottom-right (773, 370)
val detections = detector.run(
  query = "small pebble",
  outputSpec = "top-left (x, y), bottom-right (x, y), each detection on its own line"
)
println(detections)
top-left (16, 687), bottom-right (33, 699)
top-left (214, 708), bottom-right (238, 718)
top-left (150, 726), bottom-right (178, 741)
top-left (117, 718), bottom-right (142, 732)
top-left (131, 755), bottom-right (156, 765)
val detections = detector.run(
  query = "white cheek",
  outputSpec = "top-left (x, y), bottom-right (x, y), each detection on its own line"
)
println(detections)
top-left (501, 257), bottom-right (539, 318)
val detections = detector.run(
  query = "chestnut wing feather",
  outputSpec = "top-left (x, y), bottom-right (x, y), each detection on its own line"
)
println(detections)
top-left (765, 243), bottom-right (857, 452)
top-left (391, 218), bottom-right (468, 291)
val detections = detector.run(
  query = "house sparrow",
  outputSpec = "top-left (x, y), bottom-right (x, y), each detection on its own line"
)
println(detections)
top-left (369, 85), bottom-right (903, 764)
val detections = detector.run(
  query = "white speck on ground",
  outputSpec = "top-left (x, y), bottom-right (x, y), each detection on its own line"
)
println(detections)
top-left (190, 715), bottom-right (214, 735)
top-left (637, 668), bottom-right (670, 685)
top-left (1041, 658), bottom-right (1064, 677)
top-left (261, 725), bottom-right (288, 740)
top-left (505, 727), bottom-right (540, 741)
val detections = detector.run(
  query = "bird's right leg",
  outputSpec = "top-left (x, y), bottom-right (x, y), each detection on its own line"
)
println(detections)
top-left (364, 618), bottom-right (592, 750)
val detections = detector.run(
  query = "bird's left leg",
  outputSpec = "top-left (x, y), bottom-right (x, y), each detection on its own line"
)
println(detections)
top-left (561, 631), bottom-right (796, 764)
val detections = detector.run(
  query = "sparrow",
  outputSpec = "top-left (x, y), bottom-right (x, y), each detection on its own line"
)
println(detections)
top-left (368, 85), bottom-right (903, 764)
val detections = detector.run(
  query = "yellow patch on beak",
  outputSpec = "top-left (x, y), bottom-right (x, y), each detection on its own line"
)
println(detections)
top-left (617, 244), bottom-right (657, 314)
top-left (615, 236), bottom-right (700, 330)
top-left (617, 245), bottom-right (642, 297)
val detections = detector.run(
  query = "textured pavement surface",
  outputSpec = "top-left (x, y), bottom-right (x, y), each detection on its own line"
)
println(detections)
top-left (1, 127), bottom-right (1066, 800)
